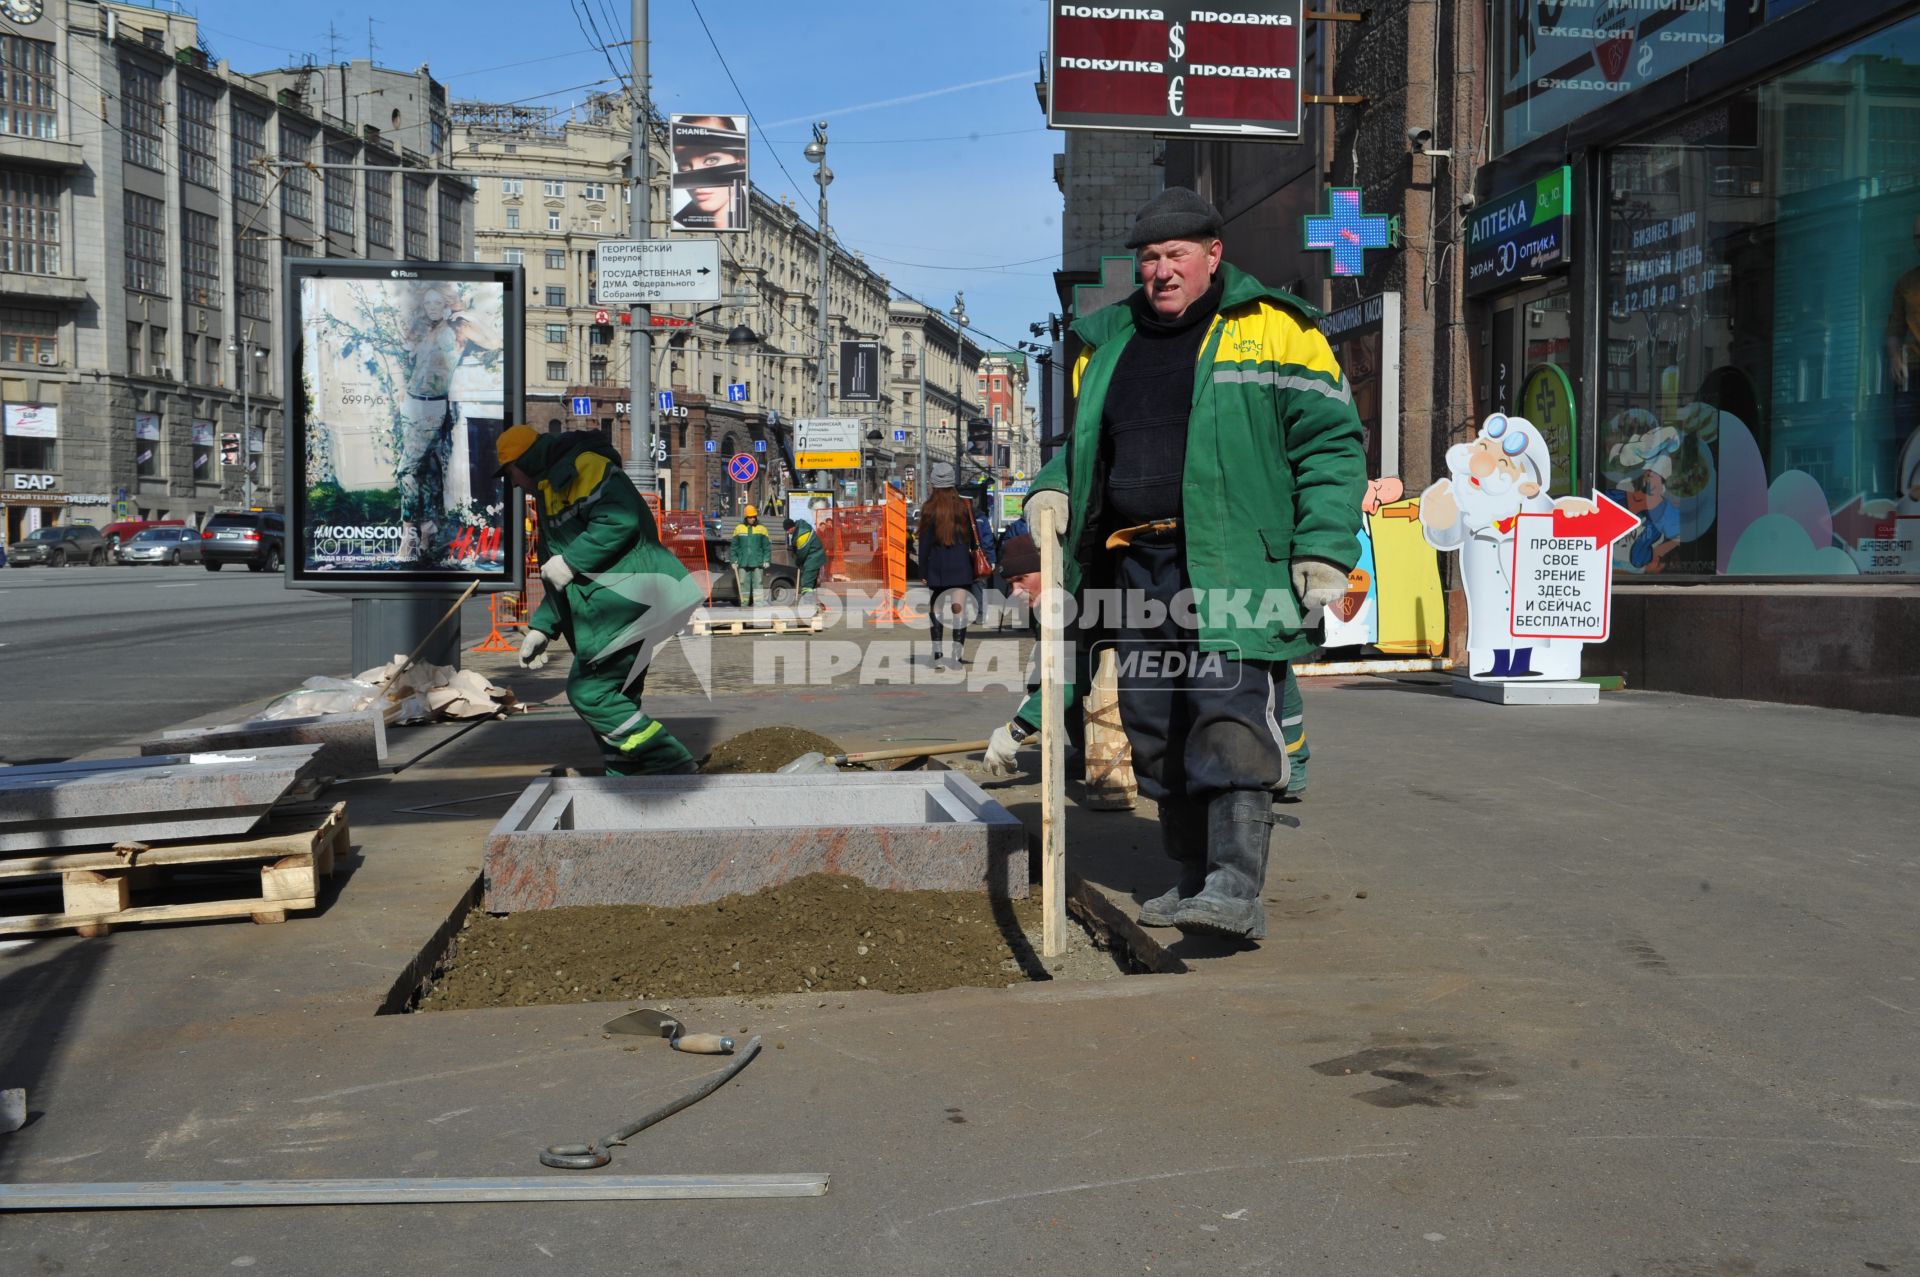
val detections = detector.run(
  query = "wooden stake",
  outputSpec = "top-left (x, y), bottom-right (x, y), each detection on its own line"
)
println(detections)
top-left (1037, 506), bottom-right (1068, 958)
top-left (1082, 646), bottom-right (1137, 811)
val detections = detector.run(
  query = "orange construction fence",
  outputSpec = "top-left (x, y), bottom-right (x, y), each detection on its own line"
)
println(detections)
top-left (815, 504), bottom-right (886, 585)
top-left (657, 511), bottom-right (713, 596)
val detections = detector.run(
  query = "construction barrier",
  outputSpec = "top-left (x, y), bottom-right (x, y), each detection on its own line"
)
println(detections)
top-left (471, 593), bottom-right (521, 652)
top-left (657, 511), bottom-right (712, 595)
top-left (871, 485), bottom-right (919, 624)
top-left (816, 504), bottom-right (886, 585)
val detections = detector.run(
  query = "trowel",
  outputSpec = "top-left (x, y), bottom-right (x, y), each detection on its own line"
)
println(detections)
top-left (603, 1008), bottom-right (735, 1054)
top-left (777, 740), bottom-right (992, 774)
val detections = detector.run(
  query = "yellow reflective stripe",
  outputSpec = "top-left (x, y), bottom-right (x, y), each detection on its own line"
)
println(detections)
top-left (618, 720), bottom-right (663, 753)
top-left (1285, 732), bottom-right (1306, 754)
top-left (1211, 302), bottom-right (1346, 381)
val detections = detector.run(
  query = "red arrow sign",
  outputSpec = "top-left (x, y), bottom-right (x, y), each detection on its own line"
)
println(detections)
top-left (1830, 494), bottom-right (1892, 548)
top-left (1551, 490), bottom-right (1639, 548)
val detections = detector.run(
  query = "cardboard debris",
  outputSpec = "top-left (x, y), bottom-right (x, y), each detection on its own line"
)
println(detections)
top-left (260, 656), bottom-right (519, 726)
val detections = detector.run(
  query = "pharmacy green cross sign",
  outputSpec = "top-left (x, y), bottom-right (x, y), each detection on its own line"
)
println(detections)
top-left (1304, 188), bottom-right (1396, 277)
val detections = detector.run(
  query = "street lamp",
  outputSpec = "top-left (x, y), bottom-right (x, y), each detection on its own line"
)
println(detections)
top-left (226, 336), bottom-right (265, 509)
top-left (948, 291), bottom-right (968, 483)
top-left (805, 123), bottom-right (831, 417)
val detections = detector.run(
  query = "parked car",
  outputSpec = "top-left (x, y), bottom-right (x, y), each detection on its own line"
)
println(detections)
top-left (702, 533), bottom-right (798, 605)
top-left (7, 523), bottom-right (108, 567)
top-left (100, 518), bottom-right (183, 550)
top-left (200, 509), bottom-right (285, 572)
top-left (118, 525), bottom-right (204, 566)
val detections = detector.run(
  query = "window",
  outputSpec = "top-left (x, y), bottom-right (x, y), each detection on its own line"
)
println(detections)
top-left (280, 127), bottom-right (314, 220)
top-left (5, 421), bottom-right (52, 469)
top-left (547, 210), bottom-right (560, 231)
top-left (1599, 13), bottom-right (1920, 580)
top-left (183, 210), bottom-right (219, 307)
top-left (121, 64), bottom-right (163, 170)
top-left (325, 145), bottom-right (355, 234)
top-left (545, 286), bottom-right (565, 307)
top-left (545, 248), bottom-right (565, 270)
top-left (124, 193), bottom-right (165, 296)
top-left (582, 182), bottom-right (605, 201)
top-left (232, 108), bottom-right (267, 204)
top-left (438, 186), bottom-right (462, 258)
top-left (505, 207), bottom-right (520, 231)
top-left (544, 179), bottom-right (565, 198)
top-left (546, 360), bottom-right (566, 380)
top-left (175, 87), bottom-right (218, 190)
top-left (0, 35), bottom-right (57, 140)
top-left (149, 324), bottom-right (166, 369)
top-left (365, 167), bottom-right (393, 248)
top-left (590, 356), bottom-right (607, 382)
top-left (126, 321), bottom-right (141, 375)
top-left (0, 168), bottom-right (60, 274)
top-left (182, 334), bottom-right (197, 385)
top-left (503, 247), bottom-right (524, 265)
top-left (546, 324), bottom-right (565, 343)
top-left (236, 221), bottom-right (269, 320)
top-left (588, 325), bottom-right (607, 346)
top-left (0, 305), bottom-right (55, 364)
top-left (403, 178), bottom-right (429, 259)
top-left (500, 178), bottom-right (523, 196)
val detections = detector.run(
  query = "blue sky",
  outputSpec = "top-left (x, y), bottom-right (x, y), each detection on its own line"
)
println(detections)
top-left (187, 0), bottom-right (1069, 370)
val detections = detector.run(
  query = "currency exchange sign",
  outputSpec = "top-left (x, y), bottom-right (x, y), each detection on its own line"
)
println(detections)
top-left (1046, 3), bottom-right (1304, 139)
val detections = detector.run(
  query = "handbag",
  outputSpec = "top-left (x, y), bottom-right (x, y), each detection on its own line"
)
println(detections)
top-left (967, 513), bottom-right (994, 581)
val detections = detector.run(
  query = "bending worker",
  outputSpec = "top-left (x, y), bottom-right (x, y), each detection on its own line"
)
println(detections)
top-left (496, 425), bottom-right (699, 776)
top-left (729, 505), bottom-right (771, 606)
top-left (784, 515), bottom-right (826, 598)
top-left (1015, 187), bottom-right (1364, 942)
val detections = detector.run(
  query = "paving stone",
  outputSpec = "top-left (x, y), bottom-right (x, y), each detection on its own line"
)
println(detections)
top-left (147, 710), bottom-right (388, 777)
top-left (483, 773), bottom-right (1028, 912)
top-left (0, 745), bottom-right (321, 852)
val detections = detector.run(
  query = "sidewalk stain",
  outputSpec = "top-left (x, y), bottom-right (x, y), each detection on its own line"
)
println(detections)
top-left (1309, 1038), bottom-right (1518, 1109)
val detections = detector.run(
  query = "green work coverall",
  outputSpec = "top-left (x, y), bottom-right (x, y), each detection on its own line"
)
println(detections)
top-left (522, 432), bottom-right (700, 775)
top-left (729, 518), bottom-right (772, 605)
top-left (788, 519), bottom-right (827, 593)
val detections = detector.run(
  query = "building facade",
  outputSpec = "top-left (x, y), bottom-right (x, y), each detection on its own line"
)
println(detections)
top-left (886, 298), bottom-right (984, 503)
top-left (0, 0), bottom-right (471, 543)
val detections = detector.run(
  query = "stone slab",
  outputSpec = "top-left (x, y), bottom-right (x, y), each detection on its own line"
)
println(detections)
top-left (148, 710), bottom-right (388, 777)
top-left (483, 772), bottom-right (1028, 911)
top-left (1451, 675), bottom-right (1600, 706)
top-left (0, 744), bottom-right (322, 852)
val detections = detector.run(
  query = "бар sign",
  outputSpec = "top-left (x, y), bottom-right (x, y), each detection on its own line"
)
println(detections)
top-left (1466, 166), bottom-right (1572, 297)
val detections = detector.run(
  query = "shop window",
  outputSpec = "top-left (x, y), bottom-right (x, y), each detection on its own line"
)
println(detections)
top-left (1599, 14), bottom-right (1920, 579)
top-left (134, 414), bottom-right (162, 478)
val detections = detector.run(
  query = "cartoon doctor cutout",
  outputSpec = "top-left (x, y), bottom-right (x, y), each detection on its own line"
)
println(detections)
top-left (1420, 413), bottom-right (1593, 680)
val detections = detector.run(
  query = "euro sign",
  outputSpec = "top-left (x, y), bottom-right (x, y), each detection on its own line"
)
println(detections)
top-left (1167, 74), bottom-right (1185, 117)
top-left (1169, 21), bottom-right (1185, 61)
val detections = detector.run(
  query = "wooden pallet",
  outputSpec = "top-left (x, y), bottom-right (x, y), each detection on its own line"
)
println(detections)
top-left (0, 802), bottom-right (349, 938)
top-left (689, 611), bottom-right (825, 637)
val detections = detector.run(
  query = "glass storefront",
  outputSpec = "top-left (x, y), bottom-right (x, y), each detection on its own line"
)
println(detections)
top-left (1599, 13), bottom-right (1920, 577)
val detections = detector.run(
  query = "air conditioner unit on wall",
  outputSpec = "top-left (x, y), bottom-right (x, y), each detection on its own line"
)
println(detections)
top-left (36, 352), bottom-right (56, 365)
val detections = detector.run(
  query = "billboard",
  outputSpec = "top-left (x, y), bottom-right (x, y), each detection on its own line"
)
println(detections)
top-left (838, 339), bottom-right (880, 401)
top-left (1047, 2), bottom-right (1304, 139)
top-left (669, 114), bottom-right (749, 233)
top-left (285, 260), bottom-right (525, 590)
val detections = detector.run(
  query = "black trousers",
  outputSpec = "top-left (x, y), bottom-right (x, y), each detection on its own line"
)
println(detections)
top-left (1109, 538), bottom-right (1290, 803)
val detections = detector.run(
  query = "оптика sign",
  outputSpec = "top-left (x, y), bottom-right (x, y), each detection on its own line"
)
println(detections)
top-left (1466, 166), bottom-right (1572, 298)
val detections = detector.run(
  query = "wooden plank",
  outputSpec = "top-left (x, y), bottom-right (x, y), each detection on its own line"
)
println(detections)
top-left (1082, 646), bottom-right (1138, 811)
top-left (0, 803), bottom-right (346, 879)
top-left (0, 896), bottom-right (319, 937)
top-left (260, 854), bottom-right (318, 904)
top-left (0, 1173), bottom-right (832, 1210)
top-left (62, 871), bottom-right (127, 918)
top-left (1037, 505), bottom-right (1068, 959)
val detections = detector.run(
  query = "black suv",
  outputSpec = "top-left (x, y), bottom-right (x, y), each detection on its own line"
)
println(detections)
top-left (7, 523), bottom-right (107, 567)
top-left (201, 510), bottom-right (285, 573)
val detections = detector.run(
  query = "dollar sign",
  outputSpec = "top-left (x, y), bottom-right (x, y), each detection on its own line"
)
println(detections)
top-left (1636, 44), bottom-right (1653, 79)
top-left (1169, 21), bottom-right (1185, 62)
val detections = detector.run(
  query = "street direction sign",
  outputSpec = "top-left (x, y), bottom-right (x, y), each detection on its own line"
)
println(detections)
top-left (704, 439), bottom-right (718, 453)
top-left (596, 240), bottom-right (722, 304)
top-left (657, 391), bottom-right (674, 412)
top-left (794, 418), bottom-right (862, 470)
top-left (570, 396), bottom-right (592, 415)
top-left (753, 439), bottom-right (766, 452)
top-left (892, 428), bottom-right (908, 443)
top-left (727, 383), bottom-right (748, 403)
top-left (727, 452), bottom-right (759, 484)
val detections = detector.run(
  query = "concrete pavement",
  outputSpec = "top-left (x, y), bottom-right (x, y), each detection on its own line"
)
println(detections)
top-left (0, 617), bottom-right (1915, 1275)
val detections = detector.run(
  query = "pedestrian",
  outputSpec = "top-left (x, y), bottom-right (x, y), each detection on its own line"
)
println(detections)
top-left (1021, 187), bottom-right (1366, 941)
top-left (783, 514), bottom-right (826, 599)
top-left (728, 504), bottom-right (771, 606)
top-left (496, 425), bottom-right (700, 776)
top-left (916, 460), bottom-right (983, 667)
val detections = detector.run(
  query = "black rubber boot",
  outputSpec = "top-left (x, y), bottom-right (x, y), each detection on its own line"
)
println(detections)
top-left (1171, 790), bottom-right (1274, 940)
top-left (1137, 798), bottom-right (1209, 928)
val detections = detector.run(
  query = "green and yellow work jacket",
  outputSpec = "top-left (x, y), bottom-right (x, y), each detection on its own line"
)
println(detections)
top-left (1027, 262), bottom-right (1366, 664)
top-left (788, 520), bottom-right (827, 575)
top-left (521, 433), bottom-right (696, 667)
top-left (729, 521), bottom-right (772, 569)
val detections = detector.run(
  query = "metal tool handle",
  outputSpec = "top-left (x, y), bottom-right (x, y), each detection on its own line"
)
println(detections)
top-left (671, 1033), bottom-right (733, 1055)
top-left (835, 740), bottom-right (992, 765)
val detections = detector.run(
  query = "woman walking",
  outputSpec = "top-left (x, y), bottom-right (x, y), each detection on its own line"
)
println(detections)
top-left (916, 461), bottom-right (982, 666)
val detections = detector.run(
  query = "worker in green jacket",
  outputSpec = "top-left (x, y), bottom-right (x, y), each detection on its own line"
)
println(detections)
top-left (784, 516), bottom-right (827, 596)
top-left (728, 504), bottom-right (772, 606)
top-left (1020, 188), bottom-right (1365, 943)
top-left (497, 425), bottom-right (701, 776)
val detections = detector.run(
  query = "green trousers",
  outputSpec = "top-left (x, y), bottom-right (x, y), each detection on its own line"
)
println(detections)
top-left (734, 565), bottom-right (765, 606)
top-left (1281, 663), bottom-right (1308, 795)
top-left (566, 654), bottom-right (693, 776)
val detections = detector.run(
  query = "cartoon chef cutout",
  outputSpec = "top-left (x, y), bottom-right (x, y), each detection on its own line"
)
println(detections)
top-left (1420, 413), bottom-right (1593, 680)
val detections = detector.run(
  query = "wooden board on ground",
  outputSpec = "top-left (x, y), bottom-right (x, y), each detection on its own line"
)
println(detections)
top-left (0, 802), bottom-right (350, 938)
top-left (689, 610), bottom-right (825, 637)
top-left (1037, 506), bottom-right (1068, 958)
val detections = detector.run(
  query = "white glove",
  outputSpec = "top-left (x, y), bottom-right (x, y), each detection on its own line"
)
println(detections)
top-left (1291, 557), bottom-right (1349, 613)
top-left (540, 554), bottom-right (576, 591)
top-left (517, 629), bottom-right (552, 670)
top-left (982, 722), bottom-right (1025, 778)
top-left (1024, 489), bottom-right (1069, 541)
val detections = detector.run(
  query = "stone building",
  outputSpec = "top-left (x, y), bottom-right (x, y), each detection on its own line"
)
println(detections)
top-left (886, 298), bottom-right (984, 503)
top-left (0, 0), bottom-right (471, 543)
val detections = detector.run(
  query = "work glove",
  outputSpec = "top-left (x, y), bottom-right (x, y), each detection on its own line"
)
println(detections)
top-left (1024, 490), bottom-right (1069, 541)
top-left (1291, 557), bottom-right (1349, 614)
top-left (981, 722), bottom-right (1026, 779)
top-left (540, 554), bottom-right (576, 591)
top-left (517, 629), bottom-right (552, 670)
